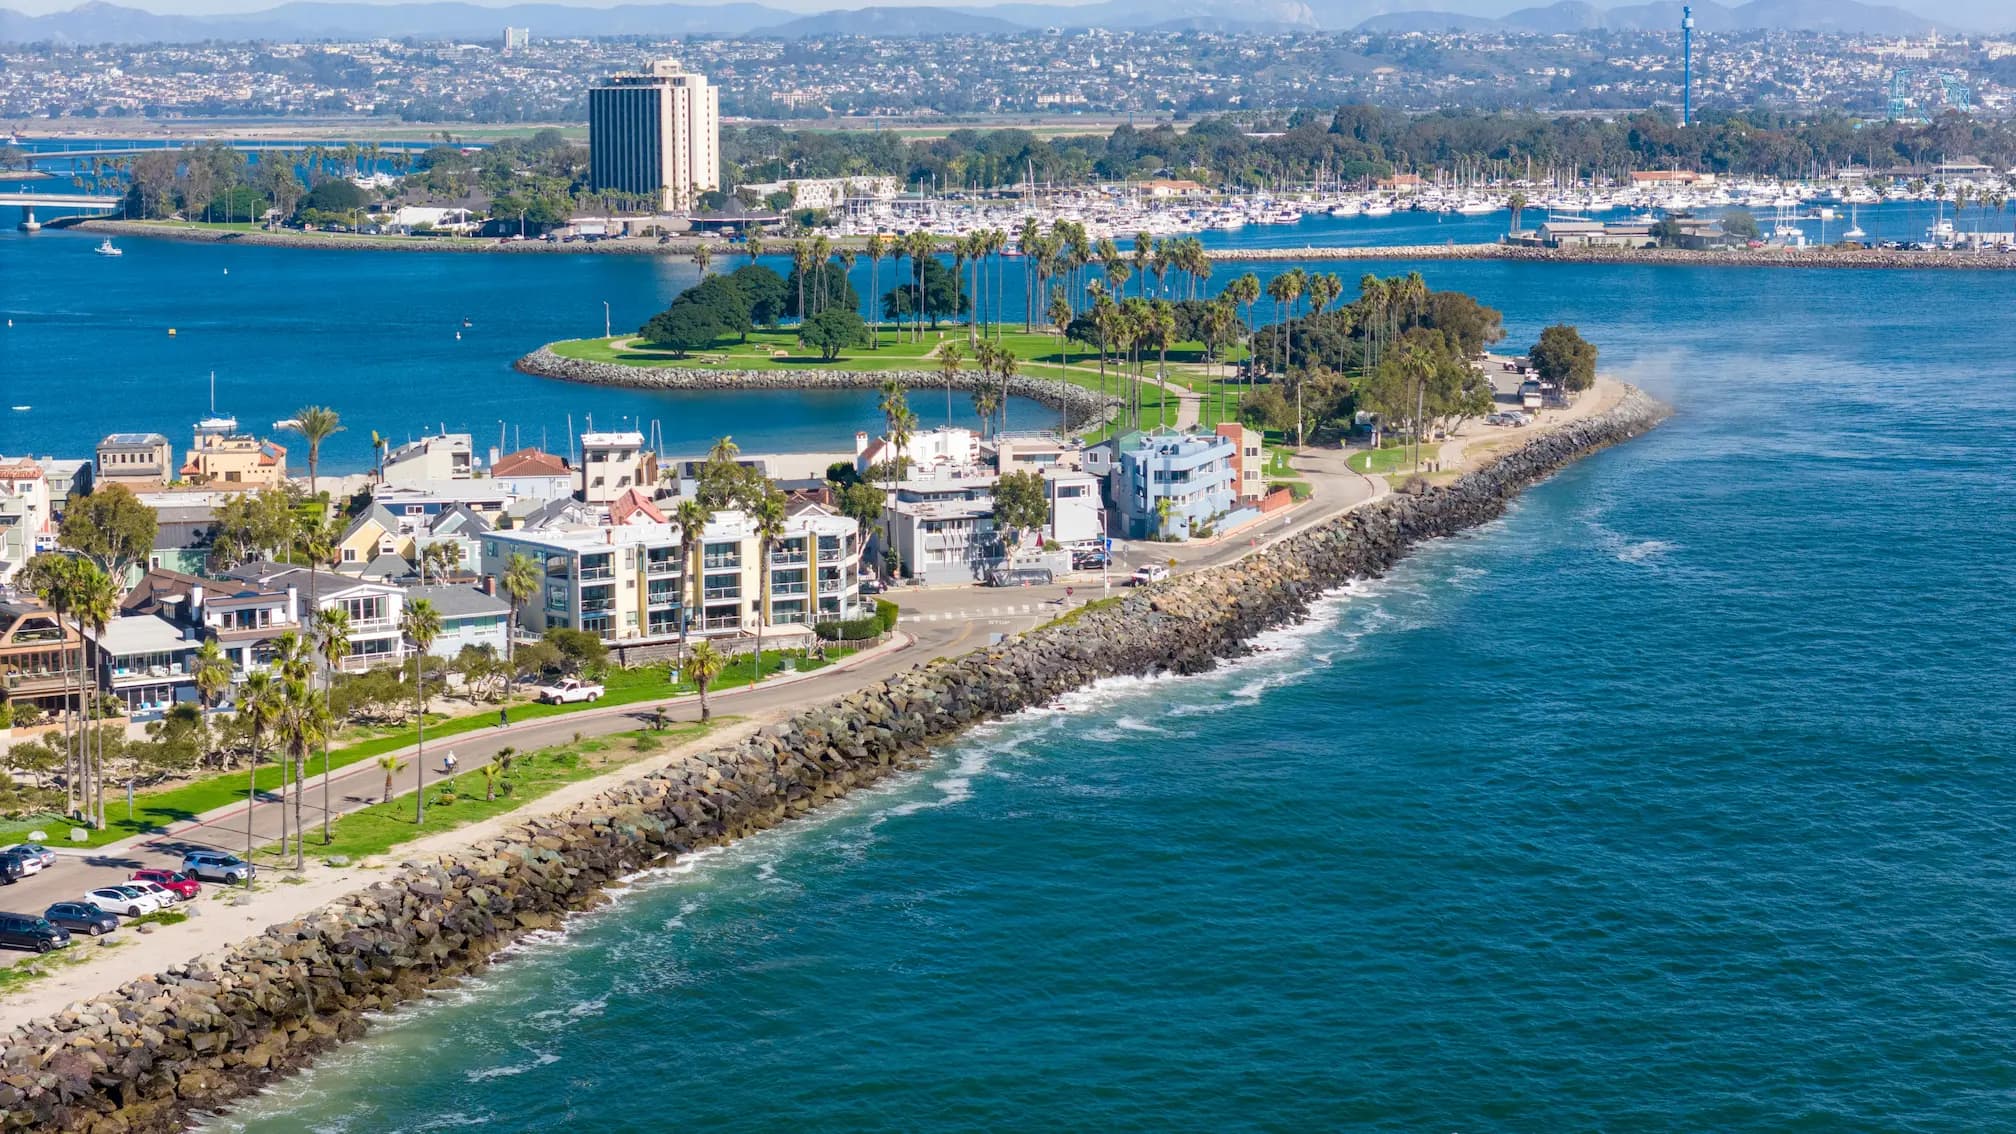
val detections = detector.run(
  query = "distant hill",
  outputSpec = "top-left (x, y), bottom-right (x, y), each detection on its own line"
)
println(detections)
top-left (0, 0), bottom-right (1949, 44)
top-left (766, 4), bottom-right (1022, 34)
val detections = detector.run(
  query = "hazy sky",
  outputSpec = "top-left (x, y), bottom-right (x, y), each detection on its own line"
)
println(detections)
top-left (4, 0), bottom-right (1995, 29)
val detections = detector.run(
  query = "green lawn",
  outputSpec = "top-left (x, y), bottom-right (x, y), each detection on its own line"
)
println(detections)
top-left (288, 725), bottom-right (713, 863)
top-left (0, 646), bottom-right (853, 849)
top-left (1347, 442), bottom-right (1427, 476)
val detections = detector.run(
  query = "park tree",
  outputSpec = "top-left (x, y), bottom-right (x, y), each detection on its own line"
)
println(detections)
top-left (836, 481), bottom-right (886, 541)
top-left (992, 470), bottom-right (1049, 548)
top-left (298, 178), bottom-right (368, 219)
top-left (882, 258), bottom-right (969, 329)
top-left (728, 264), bottom-right (789, 328)
top-left (799, 308), bottom-right (869, 361)
top-left (1721, 207), bottom-right (1760, 240)
top-left (59, 483), bottom-right (157, 587)
top-left (1529, 324), bottom-right (1599, 392)
top-left (638, 303), bottom-right (728, 357)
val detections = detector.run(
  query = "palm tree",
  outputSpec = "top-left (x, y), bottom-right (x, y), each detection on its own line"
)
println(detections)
top-left (191, 638), bottom-right (232, 766)
top-left (402, 598), bottom-right (441, 824)
top-left (480, 762), bottom-right (503, 802)
top-left (17, 553), bottom-right (81, 817)
top-left (791, 239), bottom-right (813, 322)
top-left (500, 552), bottom-right (540, 664)
top-left (312, 606), bottom-right (349, 844)
top-left (376, 754), bottom-right (405, 804)
top-left (268, 630), bottom-right (315, 860)
top-left (274, 670), bottom-right (326, 869)
top-left (1148, 300), bottom-right (1176, 429)
top-left (751, 489), bottom-right (788, 688)
top-left (285, 406), bottom-right (343, 502)
top-left (71, 562), bottom-right (118, 828)
top-left (971, 386), bottom-right (1001, 441)
top-left (239, 671), bottom-right (281, 868)
top-left (1131, 231), bottom-right (1153, 300)
top-left (994, 347), bottom-right (1018, 435)
top-left (745, 233), bottom-right (764, 265)
top-left (674, 499), bottom-right (709, 647)
top-left (685, 640), bottom-right (725, 722)
top-left (937, 341), bottom-right (964, 427)
top-left (1046, 287), bottom-right (1073, 367)
top-left (691, 241), bottom-right (714, 276)
top-left (865, 233), bottom-right (890, 347)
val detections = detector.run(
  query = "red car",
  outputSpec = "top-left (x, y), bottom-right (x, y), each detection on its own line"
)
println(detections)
top-left (129, 869), bottom-right (201, 900)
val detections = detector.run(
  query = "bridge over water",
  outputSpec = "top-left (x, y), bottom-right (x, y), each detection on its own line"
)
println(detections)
top-left (1, 191), bottom-right (121, 229)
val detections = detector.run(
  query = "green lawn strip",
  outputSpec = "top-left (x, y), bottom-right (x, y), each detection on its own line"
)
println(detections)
top-left (39, 646), bottom-right (856, 849)
top-left (1347, 442), bottom-right (1425, 476)
top-left (290, 725), bottom-right (711, 863)
top-left (1037, 595), bottom-right (1123, 632)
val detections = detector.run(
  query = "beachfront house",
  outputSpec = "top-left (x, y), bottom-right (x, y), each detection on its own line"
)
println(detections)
top-left (0, 599), bottom-right (83, 719)
top-left (1089, 428), bottom-right (1237, 541)
top-left (95, 433), bottom-right (175, 491)
top-left (88, 613), bottom-right (198, 721)
top-left (381, 432), bottom-right (475, 485)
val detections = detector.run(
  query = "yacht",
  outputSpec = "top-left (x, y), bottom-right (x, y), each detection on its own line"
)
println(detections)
top-left (1843, 205), bottom-right (1867, 242)
top-left (93, 238), bottom-right (123, 257)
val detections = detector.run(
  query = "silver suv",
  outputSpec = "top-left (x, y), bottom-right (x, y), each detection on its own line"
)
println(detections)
top-left (181, 851), bottom-right (254, 884)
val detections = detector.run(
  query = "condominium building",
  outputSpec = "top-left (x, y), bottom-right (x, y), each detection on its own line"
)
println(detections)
top-left (588, 59), bottom-right (720, 212)
top-left (180, 416), bottom-right (286, 489)
top-left (1088, 428), bottom-right (1237, 540)
top-left (0, 458), bottom-right (50, 587)
top-left (479, 502), bottom-right (863, 643)
top-left (381, 432), bottom-right (474, 485)
top-left (95, 433), bottom-right (174, 490)
top-left (579, 431), bottom-right (657, 505)
top-left (1216, 423), bottom-right (1267, 507)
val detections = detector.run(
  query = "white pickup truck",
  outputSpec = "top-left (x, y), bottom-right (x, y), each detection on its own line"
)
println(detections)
top-left (532, 677), bottom-right (606, 705)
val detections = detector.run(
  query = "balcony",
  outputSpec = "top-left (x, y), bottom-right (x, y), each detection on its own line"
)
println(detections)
top-left (580, 598), bottom-right (617, 614)
top-left (700, 615), bottom-right (741, 631)
top-left (702, 555), bottom-right (741, 570)
top-left (771, 551), bottom-right (810, 566)
top-left (702, 587), bottom-right (741, 601)
top-left (578, 566), bottom-right (615, 581)
top-left (646, 589), bottom-right (681, 607)
top-left (645, 559), bottom-right (681, 577)
top-left (770, 583), bottom-right (810, 597)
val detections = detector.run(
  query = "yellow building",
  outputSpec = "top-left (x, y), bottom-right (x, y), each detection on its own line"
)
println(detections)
top-left (180, 416), bottom-right (286, 489)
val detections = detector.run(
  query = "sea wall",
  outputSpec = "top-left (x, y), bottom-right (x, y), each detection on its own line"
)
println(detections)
top-left (80, 219), bottom-right (2016, 271)
top-left (514, 345), bottom-right (1120, 431)
top-left (0, 386), bottom-right (1668, 1133)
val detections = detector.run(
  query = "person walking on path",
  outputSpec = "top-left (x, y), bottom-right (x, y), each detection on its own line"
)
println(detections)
top-left (442, 751), bottom-right (458, 776)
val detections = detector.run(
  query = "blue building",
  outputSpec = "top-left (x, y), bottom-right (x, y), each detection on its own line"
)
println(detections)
top-left (1089, 429), bottom-right (1237, 540)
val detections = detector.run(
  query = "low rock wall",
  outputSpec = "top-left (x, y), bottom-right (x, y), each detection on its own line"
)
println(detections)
top-left (515, 346), bottom-right (1119, 430)
top-left (0, 387), bottom-right (1668, 1133)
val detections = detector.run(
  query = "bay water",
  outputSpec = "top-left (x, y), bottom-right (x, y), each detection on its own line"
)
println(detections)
top-left (6, 221), bottom-right (2016, 1130)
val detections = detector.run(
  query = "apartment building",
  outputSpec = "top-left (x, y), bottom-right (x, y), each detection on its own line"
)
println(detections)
top-left (180, 416), bottom-right (287, 489)
top-left (0, 458), bottom-right (50, 587)
top-left (479, 502), bottom-right (862, 643)
top-left (1216, 423), bottom-right (1267, 507)
top-left (95, 433), bottom-right (174, 490)
top-left (579, 431), bottom-right (658, 506)
top-left (381, 432), bottom-right (474, 485)
top-left (1088, 428), bottom-right (1237, 540)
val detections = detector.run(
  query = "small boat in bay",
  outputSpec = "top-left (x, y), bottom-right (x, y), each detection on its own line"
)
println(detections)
top-left (94, 238), bottom-right (124, 257)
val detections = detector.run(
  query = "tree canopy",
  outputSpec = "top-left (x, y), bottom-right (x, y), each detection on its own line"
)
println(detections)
top-left (798, 308), bottom-right (869, 361)
top-left (1529, 324), bottom-right (1599, 391)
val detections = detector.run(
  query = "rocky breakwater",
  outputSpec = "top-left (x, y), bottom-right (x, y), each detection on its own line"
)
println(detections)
top-left (515, 345), bottom-right (1120, 431)
top-left (0, 386), bottom-right (1667, 1133)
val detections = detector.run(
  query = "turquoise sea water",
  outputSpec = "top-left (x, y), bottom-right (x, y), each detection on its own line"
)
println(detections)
top-left (8, 223), bottom-right (2016, 1130)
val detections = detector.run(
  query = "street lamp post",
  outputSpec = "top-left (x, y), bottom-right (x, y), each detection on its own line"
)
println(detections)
top-left (603, 301), bottom-right (611, 340)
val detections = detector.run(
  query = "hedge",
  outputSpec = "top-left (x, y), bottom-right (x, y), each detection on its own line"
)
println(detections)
top-left (813, 598), bottom-right (901, 642)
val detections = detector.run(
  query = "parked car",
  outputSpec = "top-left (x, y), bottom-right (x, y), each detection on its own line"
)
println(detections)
top-left (0, 848), bottom-right (43, 877)
top-left (182, 851), bottom-right (255, 885)
top-left (84, 886), bottom-right (168, 918)
top-left (1071, 549), bottom-right (1110, 570)
top-left (858, 577), bottom-right (884, 595)
top-left (0, 852), bottom-right (24, 886)
top-left (533, 678), bottom-right (605, 705)
top-left (125, 879), bottom-right (182, 907)
top-left (130, 869), bottom-right (201, 900)
top-left (1130, 565), bottom-right (1171, 586)
top-left (43, 901), bottom-right (118, 937)
top-left (1, 843), bottom-right (56, 870)
top-left (0, 913), bottom-right (70, 954)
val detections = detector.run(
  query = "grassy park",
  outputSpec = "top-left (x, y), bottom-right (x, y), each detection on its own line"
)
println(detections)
top-left (0, 646), bottom-right (854, 850)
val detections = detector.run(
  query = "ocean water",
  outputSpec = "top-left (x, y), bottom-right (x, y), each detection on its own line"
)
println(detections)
top-left (174, 260), bottom-right (2016, 1132)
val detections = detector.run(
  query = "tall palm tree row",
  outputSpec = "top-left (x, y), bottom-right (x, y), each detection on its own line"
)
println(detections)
top-left (675, 498), bottom-right (709, 646)
top-left (238, 671), bottom-right (281, 867)
top-left (312, 606), bottom-right (350, 845)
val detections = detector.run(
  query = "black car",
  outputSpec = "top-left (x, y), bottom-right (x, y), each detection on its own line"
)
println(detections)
top-left (43, 901), bottom-right (118, 937)
top-left (0, 851), bottom-right (25, 885)
top-left (1071, 550), bottom-right (1110, 570)
top-left (0, 913), bottom-right (71, 953)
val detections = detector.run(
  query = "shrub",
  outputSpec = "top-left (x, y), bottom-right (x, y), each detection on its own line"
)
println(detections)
top-left (0, 702), bottom-right (11, 729)
top-left (814, 616), bottom-right (883, 641)
top-left (874, 599), bottom-right (899, 632)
